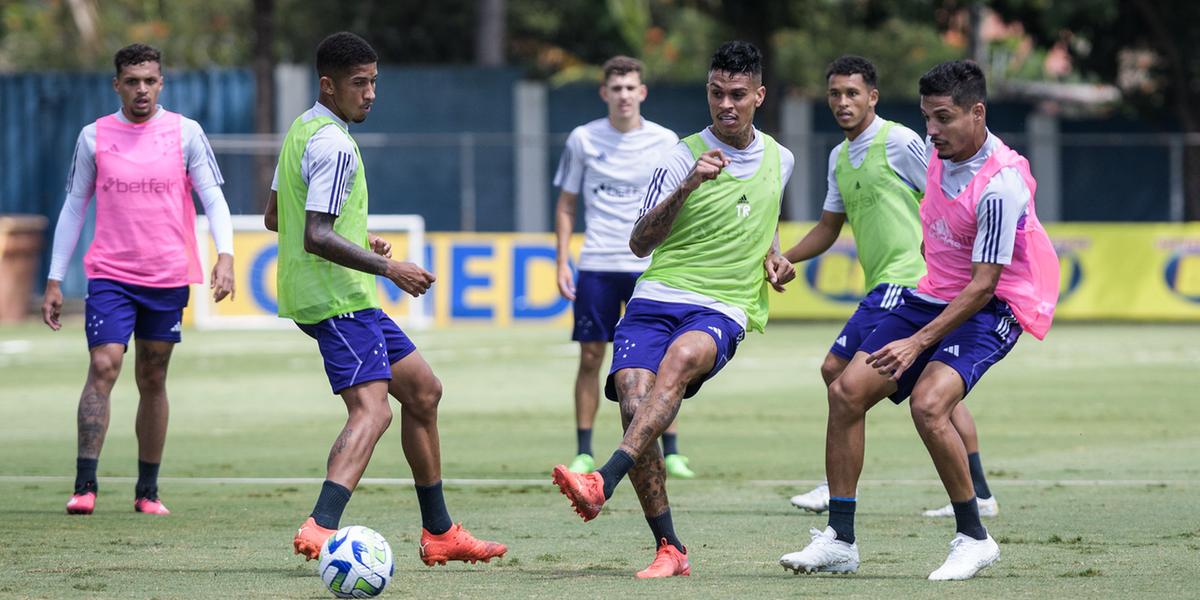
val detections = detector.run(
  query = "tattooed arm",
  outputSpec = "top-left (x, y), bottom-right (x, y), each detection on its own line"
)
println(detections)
top-left (304, 210), bottom-right (435, 297)
top-left (629, 148), bottom-right (729, 257)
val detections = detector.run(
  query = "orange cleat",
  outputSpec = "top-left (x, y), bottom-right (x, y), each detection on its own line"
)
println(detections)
top-left (66, 492), bottom-right (96, 515)
top-left (636, 539), bottom-right (690, 578)
top-left (419, 523), bottom-right (507, 566)
top-left (293, 516), bottom-right (336, 561)
top-left (133, 497), bottom-right (170, 515)
top-left (551, 464), bottom-right (606, 521)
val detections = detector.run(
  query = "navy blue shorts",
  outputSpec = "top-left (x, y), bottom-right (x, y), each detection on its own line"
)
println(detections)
top-left (829, 283), bottom-right (910, 360)
top-left (296, 309), bottom-right (418, 395)
top-left (84, 278), bottom-right (190, 350)
top-left (572, 270), bottom-right (641, 342)
top-left (604, 298), bottom-right (745, 401)
top-left (859, 289), bottom-right (1022, 403)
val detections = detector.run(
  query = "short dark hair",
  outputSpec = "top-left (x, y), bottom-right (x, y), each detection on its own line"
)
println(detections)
top-left (709, 41), bottom-right (762, 79)
top-left (826, 55), bottom-right (877, 88)
top-left (919, 60), bottom-right (987, 108)
top-left (316, 32), bottom-right (378, 79)
top-left (113, 43), bottom-right (161, 76)
top-left (602, 55), bottom-right (643, 82)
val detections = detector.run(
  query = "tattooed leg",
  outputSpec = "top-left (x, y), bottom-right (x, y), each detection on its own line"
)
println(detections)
top-left (617, 331), bottom-right (716, 459)
top-left (325, 379), bottom-right (392, 491)
top-left (617, 372), bottom-right (671, 518)
top-left (134, 340), bottom-right (175, 464)
top-left (77, 344), bottom-right (125, 459)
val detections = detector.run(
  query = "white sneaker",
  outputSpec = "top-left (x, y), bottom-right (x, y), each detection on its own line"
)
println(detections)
top-left (922, 496), bottom-right (999, 518)
top-left (928, 533), bottom-right (1000, 580)
top-left (779, 526), bottom-right (859, 574)
top-left (789, 482), bottom-right (830, 513)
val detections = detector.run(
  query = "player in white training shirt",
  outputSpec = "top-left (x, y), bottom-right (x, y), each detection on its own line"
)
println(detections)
top-left (553, 56), bottom-right (696, 479)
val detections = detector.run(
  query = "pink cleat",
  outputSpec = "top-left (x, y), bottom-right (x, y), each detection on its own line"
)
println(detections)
top-left (134, 497), bottom-right (171, 515)
top-left (66, 492), bottom-right (96, 515)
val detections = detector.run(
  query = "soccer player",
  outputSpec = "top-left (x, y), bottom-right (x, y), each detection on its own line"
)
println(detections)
top-left (552, 41), bottom-right (796, 578)
top-left (41, 43), bottom-right (236, 516)
top-left (780, 60), bottom-right (1058, 580)
top-left (783, 56), bottom-right (999, 519)
top-left (266, 32), bottom-right (506, 566)
top-left (553, 56), bottom-right (696, 479)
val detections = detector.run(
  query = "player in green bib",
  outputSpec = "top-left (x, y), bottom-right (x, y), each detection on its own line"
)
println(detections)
top-left (779, 57), bottom-right (999, 575)
top-left (264, 32), bottom-right (506, 567)
top-left (552, 41), bottom-right (797, 578)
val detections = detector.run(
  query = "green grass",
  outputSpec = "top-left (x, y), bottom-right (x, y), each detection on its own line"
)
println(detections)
top-left (2, 320), bottom-right (1198, 598)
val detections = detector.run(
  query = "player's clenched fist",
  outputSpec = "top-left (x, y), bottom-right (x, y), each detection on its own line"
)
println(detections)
top-left (385, 261), bottom-right (436, 297)
top-left (684, 148), bottom-right (730, 189)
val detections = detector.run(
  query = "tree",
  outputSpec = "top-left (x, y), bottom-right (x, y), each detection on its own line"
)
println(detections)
top-left (988, 0), bottom-right (1200, 220)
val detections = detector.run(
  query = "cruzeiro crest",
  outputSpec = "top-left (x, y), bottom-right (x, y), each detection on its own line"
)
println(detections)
top-left (735, 194), bottom-right (750, 218)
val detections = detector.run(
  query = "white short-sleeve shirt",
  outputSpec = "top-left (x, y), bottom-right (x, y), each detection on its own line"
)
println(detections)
top-left (553, 117), bottom-right (678, 272)
top-left (823, 115), bottom-right (928, 213)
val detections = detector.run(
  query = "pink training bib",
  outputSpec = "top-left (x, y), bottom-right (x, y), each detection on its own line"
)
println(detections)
top-left (917, 140), bottom-right (1060, 340)
top-left (85, 110), bottom-right (201, 287)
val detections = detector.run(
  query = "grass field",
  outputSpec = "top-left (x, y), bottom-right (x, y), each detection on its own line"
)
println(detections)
top-left (2, 319), bottom-right (1198, 599)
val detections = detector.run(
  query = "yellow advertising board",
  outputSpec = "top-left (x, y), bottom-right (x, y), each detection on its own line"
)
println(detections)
top-left (191, 221), bottom-right (1200, 327)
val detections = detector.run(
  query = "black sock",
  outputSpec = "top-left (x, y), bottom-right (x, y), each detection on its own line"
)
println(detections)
top-left (827, 497), bottom-right (857, 544)
top-left (646, 509), bottom-right (685, 553)
top-left (596, 449), bottom-right (636, 499)
top-left (952, 498), bottom-right (988, 540)
top-left (415, 481), bottom-right (453, 535)
top-left (661, 432), bottom-right (678, 456)
top-left (311, 480), bottom-right (352, 530)
top-left (576, 428), bottom-right (593, 457)
top-left (135, 460), bottom-right (160, 499)
top-left (74, 457), bottom-right (98, 494)
top-left (967, 452), bottom-right (992, 500)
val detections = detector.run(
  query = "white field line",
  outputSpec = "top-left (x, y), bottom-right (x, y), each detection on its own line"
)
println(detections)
top-left (0, 476), bottom-right (1194, 487)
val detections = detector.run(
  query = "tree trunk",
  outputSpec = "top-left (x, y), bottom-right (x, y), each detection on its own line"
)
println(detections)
top-left (475, 0), bottom-right (506, 66)
top-left (253, 0), bottom-right (276, 211)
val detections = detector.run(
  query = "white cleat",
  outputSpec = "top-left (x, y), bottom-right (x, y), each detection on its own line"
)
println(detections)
top-left (790, 482), bottom-right (830, 513)
top-left (779, 526), bottom-right (859, 574)
top-left (922, 496), bottom-right (999, 518)
top-left (928, 533), bottom-right (1000, 580)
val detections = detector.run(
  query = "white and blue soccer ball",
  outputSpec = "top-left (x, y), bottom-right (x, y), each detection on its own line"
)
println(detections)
top-left (318, 525), bottom-right (394, 598)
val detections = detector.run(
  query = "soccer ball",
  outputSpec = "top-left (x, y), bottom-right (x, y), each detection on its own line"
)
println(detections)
top-left (318, 525), bottom-right (394, 598)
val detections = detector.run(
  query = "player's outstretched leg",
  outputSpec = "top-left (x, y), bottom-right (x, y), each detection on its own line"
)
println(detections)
top-left (67, 344), bottom-right (124, 515)
top-left (910, 365), bottom-right (999, 580)
top-left (132, 339), bottom-right (174, 515)
top-left (388, 350), bottom-right (507, 566)
top-left (619, 374), bottom-right (689, 577)
top-left (923, 403), bottom-right (999, 517)
top-left (294, 380), bottom-right (392, 560)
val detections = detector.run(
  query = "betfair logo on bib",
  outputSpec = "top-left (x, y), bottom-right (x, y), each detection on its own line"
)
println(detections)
top-left (101, 176), bottom-right (185, 194)
top-left (736, 195), bottom-right (750, 218)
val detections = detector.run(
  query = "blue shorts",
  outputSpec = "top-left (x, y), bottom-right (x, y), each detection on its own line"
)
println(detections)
top-left (572, 270), bottom-right (641, 342)
top-left (859, 289), bottom-right (1022, 403)
top-left (829, 283), bottom-right (910, 360)
top-left (296, 309), bottom-right (418, 395)
top-left (84, 278), bottom-right (190, 350)
top-left (604, 298), bottom-right (745, 401)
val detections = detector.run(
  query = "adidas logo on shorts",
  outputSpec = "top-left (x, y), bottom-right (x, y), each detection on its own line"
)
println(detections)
top-left (942, 345), bottom-right (960, 357)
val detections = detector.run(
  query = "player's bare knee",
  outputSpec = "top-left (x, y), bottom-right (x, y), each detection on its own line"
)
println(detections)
top-left (88, 351), bottom-right (123, 385)
top-left (827, 378), bottom-right (865, 420)
top-left (820, 354), bottom-right (846, 386)
top-left (406, 376), bottom-right (442, 421)
top-left (579, 343), bottom-right (605, 374)
top-left (618, 395), bottom-right (641, 424)
top-left (908, 396), bottom-right (951, 435)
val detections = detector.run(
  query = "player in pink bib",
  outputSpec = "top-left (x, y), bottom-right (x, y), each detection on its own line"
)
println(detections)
top-left (41, 44), bottom-right (236, 517)
top-left (787, 61), bottom-right (1059, 581)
